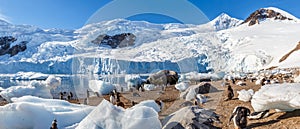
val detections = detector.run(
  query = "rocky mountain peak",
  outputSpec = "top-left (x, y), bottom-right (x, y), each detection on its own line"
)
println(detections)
top-left (242, 7), bottom-right (297, 26)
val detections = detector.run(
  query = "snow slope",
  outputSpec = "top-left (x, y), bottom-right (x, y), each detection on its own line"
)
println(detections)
top-left (219, 19), bottom-right (300, 72)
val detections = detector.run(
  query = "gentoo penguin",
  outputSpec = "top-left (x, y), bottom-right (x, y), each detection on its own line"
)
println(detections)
top-left (112, 89), bottom-right (117, 95)
top-left (194, 100), bottom-right (198, 106)
top-left (50, 119), bottom-right (58, 129)
top-left (86, 89), bottom-right (90, 98)
top-left (131, 101), bottom-right (137, 106)
top-left (225, 84), bottom-right (234, 101)
top-left (195, 94), bottom-right (207, 105)
top-left (59, 92), bottom-right (64, 100)
top-left (116, 92), bottom-right (121, 102)
top-left (248, 110), bottom-right (270, 120)
top-left (109, 93), bottom-right (116, 104)
top-left (67, 92), bottom-right (72, 100)
top-left (229, 106), bottom-right (250, 129)
top-left (83, 98), bottom-right (88, 105)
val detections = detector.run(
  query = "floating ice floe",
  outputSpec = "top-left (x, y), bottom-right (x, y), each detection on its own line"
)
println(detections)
top-left (0, 76), bottom-right (61, 102)
top-left (0, 96), bottom-right (94, 129)
top-left (77, 99), bottom-right (162, 129)
top-left (237, 89), bottom-right (254, 102)
top-left (88, 80), bottom-right (116, 95)
top-left (251, 83), bottom-right (300, 112)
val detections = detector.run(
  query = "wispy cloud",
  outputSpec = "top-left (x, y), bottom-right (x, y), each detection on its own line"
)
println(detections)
top-left (0, 10), bottom-right (11, 23)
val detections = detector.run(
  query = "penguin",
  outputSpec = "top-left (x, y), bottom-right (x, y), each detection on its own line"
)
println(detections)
top-left (109, 93), bottom-right (116, 104)
top-left (138, 84), bottom-right (145, 92)
top-left (194, 99), bottom-right (198, 106)
top-left (248, 110), bottom-right (270, 120)
top-left (225, 84), bottom-right (234, 101)
top-left (83, 98), bottom-right (88, 105)
top-left (116, 92), bottom-right (121, 102)
top-left (112, 89), bottom-right (117, 95)
top-left (59, 92), bottom-right (64, 100)
top-left (86, 89), bottom-right (90, 98)
top-left (67, 95), bottom-right (71, 100)
top-left (69, 92), bottom-right (73, 99)
top-left (261, 78), bottom-right (266, 86)
top-left (50, 119), bottom-right (58, 129)
top-left (131, 101), bottom-right (137, 107)
top-left (231, 78), bottom-right (236, 84)
top-left (229, 106), bottom-right (250, 129)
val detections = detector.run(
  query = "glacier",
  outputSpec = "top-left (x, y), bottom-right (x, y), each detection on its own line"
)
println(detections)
top-left (0, 7), bottom-right (300, 76)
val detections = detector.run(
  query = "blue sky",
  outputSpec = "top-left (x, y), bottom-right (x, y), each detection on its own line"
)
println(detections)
top-left (0, 0), bottom-right (299, 29)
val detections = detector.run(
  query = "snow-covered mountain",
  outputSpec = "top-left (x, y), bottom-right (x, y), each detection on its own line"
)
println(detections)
top-left (0, 19), bottom-right (75, 61)
top-left (0, 7), bottom-right (299, 74)
top-left (210, 13), bottom-right (242, 31)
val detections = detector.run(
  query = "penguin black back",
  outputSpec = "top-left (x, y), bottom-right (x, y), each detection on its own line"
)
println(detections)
top-left (50, 119), bottom-right (58, 129)
top-left (229, 106), bottom-right (250, 129)
top-left (226, 85), bottom-right (234, 101)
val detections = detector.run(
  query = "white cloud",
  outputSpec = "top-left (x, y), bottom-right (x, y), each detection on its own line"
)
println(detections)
top-left (0, 11), bottom-right (10, 23)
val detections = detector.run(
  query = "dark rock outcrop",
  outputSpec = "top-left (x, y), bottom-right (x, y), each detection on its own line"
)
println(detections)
top-left (0, 36), bottom-right (28, 57)
top-left (91, 33), bottom-right (135, 48)
top-left (242, 8), bottom-right (293, 26)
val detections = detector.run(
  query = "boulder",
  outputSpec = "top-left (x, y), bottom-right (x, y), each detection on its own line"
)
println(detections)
top-left (162, 106), bottom-right (220, 129)
top-left (147, 70), bottom-right (179, 86)
top-left (180, 82), bottom-right (218, 101)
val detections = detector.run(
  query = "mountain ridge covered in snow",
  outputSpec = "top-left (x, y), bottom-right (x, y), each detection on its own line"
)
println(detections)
top-left (0, 7), bottom-right (299, 74)
top-left (210, 13), bottom-right (243, 31)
